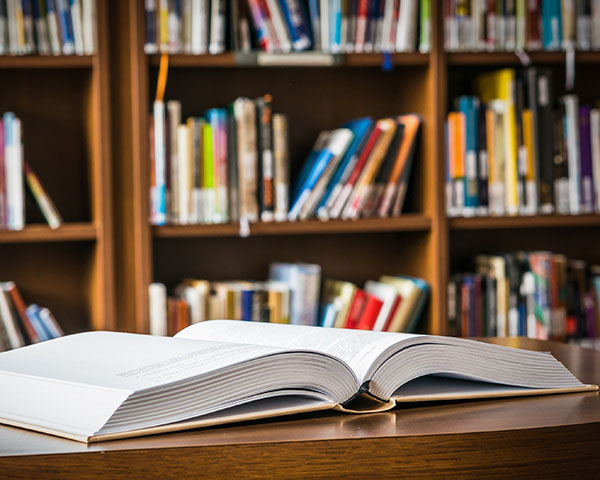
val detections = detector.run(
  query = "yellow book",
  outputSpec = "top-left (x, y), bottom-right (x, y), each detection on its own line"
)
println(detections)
top-left (477, 69), bottom-right (519, 215)
top-left (159, 0), bottom-right (169, 51)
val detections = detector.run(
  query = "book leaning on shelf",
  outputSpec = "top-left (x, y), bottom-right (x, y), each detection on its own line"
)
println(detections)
top-left (0, 319), bottom-right (596, 443)
top-left (0, 281), bottom-right (64, 352)
top-left (446, 67), bottom-right (600, 217)
top-left (0, 112), bottom-right (63, 230)
top-left (445, 0), bottom-right (600, 52)
top-left (0, 0), bottom-right (96, 56)
top-left (144, 0), bottom-right (431, 55)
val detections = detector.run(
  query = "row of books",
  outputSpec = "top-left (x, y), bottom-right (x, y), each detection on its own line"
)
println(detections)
top-left (448, 252), bottom-right (600, 340)
top-left (0, 281), bottom-right (64, 351)
top-left (0, 0), bottom-right (96, 56)
top-left (321, 275), bottom-right (429, 332)
top-left (148, 261), bottom-right (429, 335)
top-left (446, 68), bottom-right (600, 217)
top-left (290, 114), bottom-right (421, 221)
top-left (144, 0), bottom-right (431, 55)
top-left (150, 96), bottom-right (289, 226)
top-left (1, 112), bottom-right (63, 230)
top-left (445, 0), bottom-right (600, 52)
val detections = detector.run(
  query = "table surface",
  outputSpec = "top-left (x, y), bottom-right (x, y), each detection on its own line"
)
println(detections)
top-left (1, 338), bottom-right (599, 479)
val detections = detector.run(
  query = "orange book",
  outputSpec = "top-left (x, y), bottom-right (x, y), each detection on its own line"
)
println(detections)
top-left (377, 114), bottom-right (422, 217)
top-left (5, 282), bottom-right (39, 344)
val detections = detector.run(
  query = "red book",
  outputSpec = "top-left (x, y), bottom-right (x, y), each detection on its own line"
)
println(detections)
top-left (177, 299), bottom-right (190, 333)
top-left (355, 294), bottom-right (384, 330)
top-left (344, 289), bottom-right (367, 329)
top-left (167, 298), bottom-right (179, 336)
top-left (5, 282), bottom-right (40, 344)
top-left (355, 0), bottom-right (369, 52)
top-left (526, 0), bottom-right (542, 50)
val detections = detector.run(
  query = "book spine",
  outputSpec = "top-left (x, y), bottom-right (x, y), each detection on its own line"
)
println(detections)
top-left (81, 0), bottom-right (94, 54)
top-left (459, 96), bottom-right (479, 213)
top-left (255, 96), bottom-right (275, 222)
top-left (0, 288), bottom-right (25, 348)
top-left (307, 0), bottom-right (320, 50)
top-left (21, 0), bottom-right (34, 54)
top-left (235, 98), bottom-right (259, 222)
top-left (277, 0), bottom-right (312, 51)
top-left (5, 282), bottom-right (40, 343)
top-left (45, 0), bottom-right (62, 55)
top-left (330, 0), bottom-right (342, 52)
top-left (32, 0), bottom-right (50, 54)
top-left (0, 118), bottom-right (5, 229)
top-left (4, 113), bottom-right (24, 231)
top-left (69, 0), bottom-right (84, 54)
top-left (145, 0), bottom-right (159, 53)
top-left (591, 109), bottom-right (600, 212)
top-left (354, 0), bottom-right (367, 52)
top-left (419, 0), bottom-right (431, 52)
top-left (593, 0), bottom-right (600, 49)
top-left (246, 0), bottom-right (274, 52)
top-left (152, 101), bottom-right (167, 226)
top-left (355, 294), bottom-right (383, 330)
top-left (24, 163), bottom-right (63, 229)
top-left (525, 0), bottom-right (541, 50)
top-left (209, 0), bottom-right (226, 53)
top-left (0, 0), bottom-right (6, 54)
top-left (272, 113), bottom-right (288, 222)
top-left (263, 0), bottom-right (291, 52)
top-left (578, 105), bottom-right (595, 212)
top-left (55, 0), bottom-right (75, 54)
top-left (563, 95), bottom-right (581, 214)
top-left (38, 307), bottom-right (64, 338)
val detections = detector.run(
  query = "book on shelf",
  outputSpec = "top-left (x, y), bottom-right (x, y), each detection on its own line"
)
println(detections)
top-left (0, 0), bottom-right (96, 56)
top-left (449, 251), bottom-right (600, 340)
top-left (0, 112), bottom-right (63, 230)
top-left (0, 281), bottom-right (64, 352)
top-left (446, 67), bottom-right (600, 218)
top-left (0, 319), bottom-right (595, 443)
top-left (144, 0), bottom-right (431, 55)
top-left (445, 0), bottom-right (600, 52)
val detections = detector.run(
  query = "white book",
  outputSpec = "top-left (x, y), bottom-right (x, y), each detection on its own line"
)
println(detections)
top-left (70, 0), bottom-right (84, 55)
top-left (320, 0), bottom-right (330, 52)
top-left (591, 109), bottom-right (600, 212)
top-left (148, 283), bottom-right (168, 336)
top-left (5, 115), bottom-right (24, 231)
top-left (380, 0), bottom-right (395, 51)
top-left (177, 124), bottom-right (190, 224)
top-left (82, 0), bottom-right (95, 54)
top-left (191, 0), bottom-right (208, 54)
top-left (0, 320), bottom-right (593, 443)
top-left (563, 95), bottom-right (581, 214)
top-left (0, 289), bottom-right (25, 349)
top-left (167, 0), bottom-right (181, 52)
top-left (395, 0), bottom-right (418, 52)
top-left (264, 0), bottom-right (292, 52)
top-left (209, 0), bottom-right (225, 54)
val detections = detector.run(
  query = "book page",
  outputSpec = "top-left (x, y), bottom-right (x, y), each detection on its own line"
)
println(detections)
top-left (0, 331), bottom-right (285, 392)
top-left (176, 320), bottom-right (421, 382)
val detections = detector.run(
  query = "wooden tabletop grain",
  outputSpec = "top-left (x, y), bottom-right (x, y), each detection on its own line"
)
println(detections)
top-left (1, 338), bottom-right (599, 479)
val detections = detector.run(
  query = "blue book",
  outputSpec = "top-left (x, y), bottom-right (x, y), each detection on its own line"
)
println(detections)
top-left (55, 0), bottom-right (74, 53)
top-left (291, 132), bottom-right (330, 202)
top-left (330, 0), bottom-right (341, 52)
top-left (241, 289), bottom-right (254, 321)
top-left (459, 96), bottom-right (479, 211)
top-left (315, 117), bottom-right (374, 220)
top-left (307, 0), bottom-right (320, 49)
top-left (26, 305), bottom-right (51, 342)
top-left (542, 0), bottom-right (562, 50)
top-left (277, 0), bottom-right (312, 51)
top-left (288, 129), bottom-right (353, 221)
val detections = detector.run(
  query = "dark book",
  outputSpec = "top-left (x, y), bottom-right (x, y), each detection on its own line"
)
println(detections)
top-left (227, 108), bottom-right (240, 222)
top-left (553, 105), bottom-right (570, 214)
top-left (255, 95), bottom-right (275, 222)
top-left (579, 105), bottom-right (595, 212)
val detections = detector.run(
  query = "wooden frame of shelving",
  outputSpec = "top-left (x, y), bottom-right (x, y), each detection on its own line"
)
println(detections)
top-left (0, 1), bottom-right (114, 333)
top-left (112, 0), bottom-right (599, 336)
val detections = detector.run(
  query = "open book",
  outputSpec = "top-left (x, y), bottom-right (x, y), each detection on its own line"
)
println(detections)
top-left (0, 320), bottom-right (595, 443)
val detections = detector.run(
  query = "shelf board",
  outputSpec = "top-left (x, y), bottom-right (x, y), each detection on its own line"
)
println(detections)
top-left (0, 55), bottom-right (94, 68)
top-left (447, 51), bottom-right (600, 66)
top-left (154, 215), bottom-right (431, 238)
top-left (150, 52), bottom-right (429, 68)
top-left (449, 214), bottom-right (600, 230)
top-left (0, 223), bottom-right (97, 243)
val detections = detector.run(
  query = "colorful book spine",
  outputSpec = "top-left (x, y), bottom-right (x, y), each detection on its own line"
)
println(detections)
top-left (277, 0), bottom-right (312, 51)
top-left (152, 101), bottom-right (167, 225)
top-left (24, 163), bottom-right (63, 229)
top-left (145, 0), bottom-right (159, 53)
top-left (273, 113), bottom-right (289, 222)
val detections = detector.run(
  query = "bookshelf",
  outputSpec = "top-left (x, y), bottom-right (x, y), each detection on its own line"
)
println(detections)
top-left (111, 0), bottom-right (599, 337)
top-left (0, 2), bottom-right (114, 334)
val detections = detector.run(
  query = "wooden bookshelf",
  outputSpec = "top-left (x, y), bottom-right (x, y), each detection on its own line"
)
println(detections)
top-left (0, 2), bottom-right (114, 333)
top-left (109, 0), bottom-right (600, 337)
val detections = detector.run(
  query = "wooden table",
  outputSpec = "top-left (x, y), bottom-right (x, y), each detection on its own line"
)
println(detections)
top-left (1, 338), bottom-right (599, 479)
